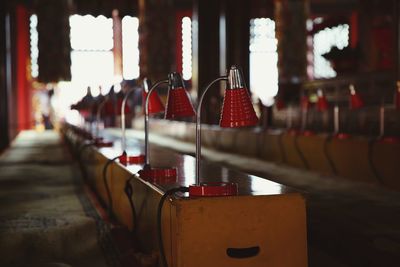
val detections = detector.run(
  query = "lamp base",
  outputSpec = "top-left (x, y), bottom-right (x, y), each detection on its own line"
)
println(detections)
top-left (301, 130), bottom-right (315, 137)
top-left (189, 182), bottom-right (238, 197)
top-left (118, 154), bottom-right (145, 165)
top-left (287, 129), bottom-right (315, 136)
top-left (379, 136), bottom-right (400, 144)
top-left (334, 133), bottom-right (351, 140)
top-left (138, 167), bottom-right (177, 183)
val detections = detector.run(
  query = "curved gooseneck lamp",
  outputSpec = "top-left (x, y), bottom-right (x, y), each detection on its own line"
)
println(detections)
top-left (139, 72), bottom-right (195, 181)
top-left (119, 79), bottom-right (164, 165)
top-left (96, 96), bottom-right (108, 137)
top-left (91, 96), bottom-right (114, 147)
top-left (377, 81), bottom-right (400, 143)
top-left (316, 89), bottom-right (329, 112)
top-left (299, 93), bottom-right (310, 133)
top-left (333, 84), bottom-right (364, 139)
top-left (189, 66), bottom-right (258, 197)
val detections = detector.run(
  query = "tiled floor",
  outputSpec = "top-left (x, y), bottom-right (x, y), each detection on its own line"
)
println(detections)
top-left (0, 131), bottom-right (110, 267)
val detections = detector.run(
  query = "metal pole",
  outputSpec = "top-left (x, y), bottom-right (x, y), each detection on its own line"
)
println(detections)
top-left (334, 104), bottom-right (339, 135)
top-left (287, 105), bottom-right (292, 129)
top-left (379, 104), bottom-right (385, 138)
top-left (96, 97), bottom-right (108, 137)
top-left (195, 76), bottom-right (228, 185)
top-left (121, 88), bottom-right (136, 152)
top-left (144, 79), bottom-right (168, 167)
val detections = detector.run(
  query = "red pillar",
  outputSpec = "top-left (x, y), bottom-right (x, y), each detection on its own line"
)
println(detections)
top-left (16, 5), bottom-right (31, 131)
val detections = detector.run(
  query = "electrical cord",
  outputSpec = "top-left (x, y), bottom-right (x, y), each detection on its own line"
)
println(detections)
top-left (124, 174), bottom-right (139, 234)
top-left (277, 131), bottom-right (287, 163)
top-left (157, 187), bottom-right (189, 267)
top-left (294, 134), bottom-right (310, 170)
top-left (367, 138), bottom-right (384, 184)
top-left (323, 135), bottom-right (338, 175)
top-left (103, 154), bottom-right (122, 218)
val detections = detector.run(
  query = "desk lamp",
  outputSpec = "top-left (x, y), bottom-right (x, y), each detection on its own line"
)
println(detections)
top-left (139, 72), bottom-right (195, 181)
top-left (377, 82), bottom-right (400, 143)
top-left (119, 78), bottom-right (164, 165)
top-left (91, 96), bottom-right (113, 147)
top-left (189, 66), bottom-right (258, 197)
top-left (316, 89), bottom-right (329, 112)
top-left (332, 84), bottom-right (364, 139)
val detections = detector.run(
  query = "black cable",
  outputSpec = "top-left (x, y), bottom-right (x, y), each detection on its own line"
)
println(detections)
top-left (323, 135), bottom-right (338, 175)
top-left (124, 174), bottom-right (138, 233)
top-left (367, 138), bottom-right (384, 185)
top-left (157, 187), bottom-right (189, 267)
top-left (103, 155), bottom-right (121, 218)
top-left (277, 131), bottom-right (287, 163)
top-left (294, 134), bottom-right (310, 170)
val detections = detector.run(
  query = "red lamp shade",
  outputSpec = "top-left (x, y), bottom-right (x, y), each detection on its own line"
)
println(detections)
top-left (349, 84), bottom-right (364, 109)
top-left (220, 66), bottom-right (258, 128)
top-left (142, 90), bottom-right (164, 114)
top-left (316, 90), bottom-right (329, 112)
top-left (141, 78), bottom-right (164, 114)
top-left (164, 72), bottom-right (195, 119)
top-left (103, 99), bottom-right (114, 116)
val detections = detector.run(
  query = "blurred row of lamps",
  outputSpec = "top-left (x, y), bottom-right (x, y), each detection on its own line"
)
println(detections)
top-left (277, 82), bottom-right (400, 142)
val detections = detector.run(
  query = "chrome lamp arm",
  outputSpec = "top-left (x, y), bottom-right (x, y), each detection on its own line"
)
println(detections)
top-left (195, 76), bottom-right (228, 185)
top-left (144, 79), bottom-right (169, 167)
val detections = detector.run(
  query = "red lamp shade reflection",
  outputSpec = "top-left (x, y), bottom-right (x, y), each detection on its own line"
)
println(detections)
top-left (349, 84), bottom-right (364, 109)
top-left (316, 89), bottom-right (329, 112)
top-left (164, 73), bottom-right (195, 119)
top-left (190, 65), bottom-right (258, 197)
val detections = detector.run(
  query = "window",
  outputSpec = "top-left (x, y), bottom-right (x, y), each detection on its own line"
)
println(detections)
top-left (50, 14), bottom-right (139, 123)
top-left (30, 14), bottom-right (38, 78)
top-left (313, 23), bottom-right (349, 79)
top-left (249, 18), bottom-right (278, 107)
top-left (181, 16), bottom-right (192, 80)
top-left (69, 14), bottom-right (114, 97)
top-left (122, 16), bottom-right (140, 80)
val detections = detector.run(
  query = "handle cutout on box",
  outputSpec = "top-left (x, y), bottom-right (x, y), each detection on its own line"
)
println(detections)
top-left (226, 246), bottom-right (260, 259)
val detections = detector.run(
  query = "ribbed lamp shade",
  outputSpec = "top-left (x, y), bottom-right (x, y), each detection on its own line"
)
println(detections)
top-left (220, 66), bottom-right (258, 128)
top-left (142, 90), bottom-right (164, 114)
top-left (317, 91), bottom-right (329, 111)
top-left (349, 85), bottom-right (364, 109)
top-left (164, 72), bottom-right (195, 119)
